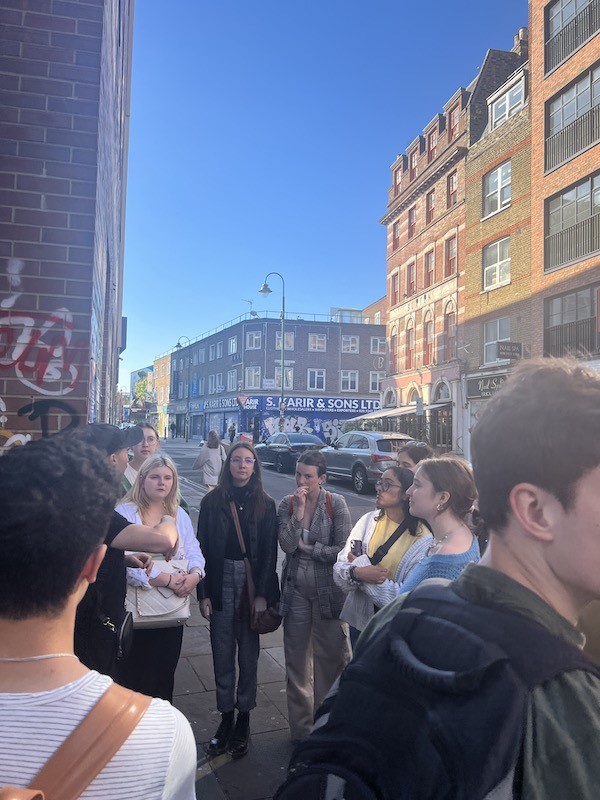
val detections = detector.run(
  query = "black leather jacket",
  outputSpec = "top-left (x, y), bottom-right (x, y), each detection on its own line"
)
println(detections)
top-left (196, 487), bottom-right (280, 610)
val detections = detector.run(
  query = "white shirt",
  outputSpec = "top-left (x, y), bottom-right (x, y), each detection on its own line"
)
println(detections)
top-left (0, 672), bottom-right (197, 799)
top-left (115, 504), bottom-right (205, 587)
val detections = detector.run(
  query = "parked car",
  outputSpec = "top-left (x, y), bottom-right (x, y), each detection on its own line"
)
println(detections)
top-left (321, 431), bottom-right (414, 493)
top-left (255, 432), bottom-right (325, 473)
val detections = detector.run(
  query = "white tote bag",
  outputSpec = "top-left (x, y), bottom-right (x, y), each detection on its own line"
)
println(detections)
top-left (126, 558), bottom-right (191, 629)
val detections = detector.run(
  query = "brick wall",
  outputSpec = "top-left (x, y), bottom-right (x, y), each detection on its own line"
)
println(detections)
top-left (0, 0), bottom-right (133, 449)
top-left (529, 0), bottom-right (600, 357)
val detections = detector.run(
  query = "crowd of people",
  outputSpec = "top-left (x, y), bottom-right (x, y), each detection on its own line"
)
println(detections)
top-left (2, 358), bottom-right (600, 799)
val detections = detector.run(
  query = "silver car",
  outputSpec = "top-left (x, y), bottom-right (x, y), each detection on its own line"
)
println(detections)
top-left (321, 431), bottom-right (414, 493)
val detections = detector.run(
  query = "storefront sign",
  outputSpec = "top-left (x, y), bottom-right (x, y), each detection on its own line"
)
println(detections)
top-left (264, 396), bottom-right (381, 414)
top-left (203, 395), bottom-right (260, 411)
top-left (497, 341), bottom-right (522, 359)
top-left (467, 375), bottom-right (507, 399)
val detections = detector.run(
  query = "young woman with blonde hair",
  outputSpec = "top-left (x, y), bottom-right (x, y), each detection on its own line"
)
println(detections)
top-left (116, 454), bottom-right (205, 701)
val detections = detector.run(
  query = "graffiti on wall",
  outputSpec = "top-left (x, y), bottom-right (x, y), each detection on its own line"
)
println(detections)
top-left (0, 395), bottom-right (32, 450)
top-left (263, 414), bottom-right (344, 443)
top-left (0, 309), bottom-right (87, 396)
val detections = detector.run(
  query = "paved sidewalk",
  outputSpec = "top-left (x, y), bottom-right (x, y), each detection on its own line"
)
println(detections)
top-left (163, 438), bottom-right (294, 799)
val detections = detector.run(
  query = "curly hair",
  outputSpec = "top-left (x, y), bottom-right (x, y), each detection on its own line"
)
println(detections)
top-left (0, 432), bottom-right (120, 620)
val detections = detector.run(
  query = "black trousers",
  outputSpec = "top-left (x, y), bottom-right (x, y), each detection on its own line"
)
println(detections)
top-left (118, 625), bottom-right (184, 702)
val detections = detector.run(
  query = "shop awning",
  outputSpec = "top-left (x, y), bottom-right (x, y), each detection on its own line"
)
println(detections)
top-left (346, 402), bottom-right (451, 425)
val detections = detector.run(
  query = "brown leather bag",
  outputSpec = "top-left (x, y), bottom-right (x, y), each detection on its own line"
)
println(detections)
top-left (230, 501), bottom-right (282, 634)
top-left (0, 683), bottom-right (151, 800)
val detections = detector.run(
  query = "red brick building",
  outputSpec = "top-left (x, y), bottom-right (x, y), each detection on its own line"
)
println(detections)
top-left (0, 0), bottom-right (133, 450)
top-left (529, 0), bottom-right (600, 368)
top-left (378, 35), bottom-right (528, 452)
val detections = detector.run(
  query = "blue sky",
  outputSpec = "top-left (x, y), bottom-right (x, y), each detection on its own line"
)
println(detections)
top-left (119, 0), bottom-right (527, 385)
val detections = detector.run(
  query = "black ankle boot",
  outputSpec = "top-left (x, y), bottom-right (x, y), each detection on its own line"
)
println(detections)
top-left (228, 711), bottom-right (250, 758)
top-left (207, 711), bottom-right (234, 757)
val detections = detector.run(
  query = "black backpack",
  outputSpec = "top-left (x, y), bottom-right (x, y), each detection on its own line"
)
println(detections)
top-left (275, 582), bottom-right (599, 800)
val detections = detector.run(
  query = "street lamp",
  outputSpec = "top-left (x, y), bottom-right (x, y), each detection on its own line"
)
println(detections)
top-left (175, 335), bottom-right (191, 442)
top-left (259, 272), bottom-right (286, 431)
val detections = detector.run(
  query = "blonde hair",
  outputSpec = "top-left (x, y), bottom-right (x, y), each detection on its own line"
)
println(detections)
top-left (124, 454), bottom-right (179, 518)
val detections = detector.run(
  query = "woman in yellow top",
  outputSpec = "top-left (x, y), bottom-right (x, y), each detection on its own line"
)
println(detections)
top-left (333, 465), bottom-right (432, 645)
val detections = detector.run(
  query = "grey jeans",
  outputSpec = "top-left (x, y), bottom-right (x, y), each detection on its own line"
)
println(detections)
top-left (210, 558), bottom-right (260, 713)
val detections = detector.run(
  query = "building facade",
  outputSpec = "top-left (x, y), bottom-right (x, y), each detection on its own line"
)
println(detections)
top-left (377, 35), bottom-right (528, 452)
top-left (0, 0), bottom-right (133, 450)
top-left (164, 309), bottom-right (387, 443)
top-left (462, 60), bottom-right (532, 460)
top-left (530, 0), bottom-right (600, 370)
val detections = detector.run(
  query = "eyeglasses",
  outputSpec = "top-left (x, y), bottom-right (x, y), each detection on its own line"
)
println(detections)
top-left (142, 436), bottom-right (157, 444)
top-left (231, 457), bottom-right (255, 466)
top-left (376, 479), bottom-right (403, 492)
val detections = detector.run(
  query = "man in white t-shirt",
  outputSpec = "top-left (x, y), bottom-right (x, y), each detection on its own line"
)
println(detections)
top-left (0, 433), bottom-right (197, 799)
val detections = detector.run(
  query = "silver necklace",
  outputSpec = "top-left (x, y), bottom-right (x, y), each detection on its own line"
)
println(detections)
top-left (0, 653), bottom-right (78, 663)
top-left (427, 526), bottom-right (463, 556)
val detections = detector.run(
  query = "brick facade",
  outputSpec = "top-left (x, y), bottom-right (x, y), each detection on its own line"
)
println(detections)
top-left (380, 40), bottom-right (528, 452)
top-left (0, 0), bottom-right (133, 450)
top-left (529, 0), bottom-right (600, 360)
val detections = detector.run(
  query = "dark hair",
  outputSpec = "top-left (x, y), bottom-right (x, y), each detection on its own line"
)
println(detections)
top-left (375, 465), bottom-right (421, 535)
top-left (0, 433), bottom-right (120, 620)
top-left (417, 457), bottom-right (477, 521)
top-left (297, 450), bottom-right (327, 476)
top-left (217, 441), bottom-right (267, 521)
top-left (396, 442), bottom-right (434, 465)
top-left (207, 430), bottom-right (220, 449)
top-left (471, 358), bottom-right (600, 532)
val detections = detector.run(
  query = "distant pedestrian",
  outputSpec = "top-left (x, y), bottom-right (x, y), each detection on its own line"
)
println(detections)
top-left (228, 422), bottom-right (236, 443)
top-left (277, 451), bottom-right (352, 743)
top-left (192, 430), bottom-right (226, 491)
top-left (395, 441), bottom-right (434, 471)
top-left (170, 422), bottom-right (176, 439)
top-left (198, 443), bottom-right (279, 759)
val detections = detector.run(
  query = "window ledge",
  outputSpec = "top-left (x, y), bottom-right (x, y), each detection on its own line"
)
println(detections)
top-left (480, 205), bottom-right (511, 223)
top-left (481, 279), bottom-right (511, 294)
top-left (480, 359), bottom-right (511, 369)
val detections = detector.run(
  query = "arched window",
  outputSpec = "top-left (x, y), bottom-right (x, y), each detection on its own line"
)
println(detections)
top-left (433, 381), bottom-right (451, 402)
top-left (383, 388), bottom-right (397, 408)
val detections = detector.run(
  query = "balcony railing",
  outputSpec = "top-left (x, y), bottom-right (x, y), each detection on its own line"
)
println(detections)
top-left (545, 213), bottom-right (600, 269)
top-left (545, 104), bottom-right (600, 170)
top-left (545, 0), bottom-right (600, 73)
top-left (544, 316), bottom-right (599, 357)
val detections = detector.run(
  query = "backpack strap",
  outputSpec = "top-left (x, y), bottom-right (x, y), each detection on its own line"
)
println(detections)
top-left (325, 491), bottom-right (333, 521)
top-left (370, 519), bottom-right (410, 565)
top-left (27, 683), bottom-right (151, 800)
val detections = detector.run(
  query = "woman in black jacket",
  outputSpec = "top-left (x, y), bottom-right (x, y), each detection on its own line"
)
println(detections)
top-left (197, 442), bottom-right (279, 759)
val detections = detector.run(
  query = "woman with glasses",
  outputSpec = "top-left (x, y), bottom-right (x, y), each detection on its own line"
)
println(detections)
top-left (197, 442), bottom-right (279, 760)
top-left (334, 466), bottom-right (432, 643)
top-left (345, 458), bottom-right (479, 617)
top-left (277, 451), bottom-right (352, 743)
top-left (395, 441), bottom-right (434, 472)
top-left (122, 423), bottom-right (160, 493)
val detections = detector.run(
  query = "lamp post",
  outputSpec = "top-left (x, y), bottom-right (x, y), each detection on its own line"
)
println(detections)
top-left (259, 272), bottom-right (286, 431)
top-left (175, 335), bottom-right (191, 442)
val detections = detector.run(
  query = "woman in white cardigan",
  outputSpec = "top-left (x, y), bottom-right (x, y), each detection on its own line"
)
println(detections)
top-left (117, 454), bottom-right (205, 702)
top-left (334, 466), bottom-right (431, 644)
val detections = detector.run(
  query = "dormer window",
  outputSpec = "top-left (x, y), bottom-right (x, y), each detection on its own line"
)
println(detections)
top-left (491, 79), bottom-right (525, 129)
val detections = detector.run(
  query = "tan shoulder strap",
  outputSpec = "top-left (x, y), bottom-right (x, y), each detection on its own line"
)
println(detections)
top-left (30, 683), bottom-right (151, 800)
